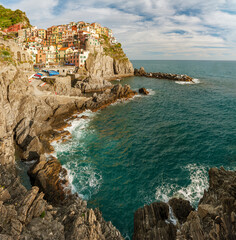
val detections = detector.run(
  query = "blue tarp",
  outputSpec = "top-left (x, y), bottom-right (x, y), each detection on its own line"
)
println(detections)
top-left (37, 73), bottom-right (43, 76)
top-left (49, 70), bottom-right (59, 76)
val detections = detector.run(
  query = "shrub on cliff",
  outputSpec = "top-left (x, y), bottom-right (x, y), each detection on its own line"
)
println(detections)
top-left (101, 34), bottom-right (128, 61)
top-left (0, 46), bottom-right (14, 64)
top-left (0, 5), bottom-right (31, 29)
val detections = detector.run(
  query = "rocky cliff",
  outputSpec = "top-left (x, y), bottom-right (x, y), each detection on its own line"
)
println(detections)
top-left (86, 52), bottom-right (134, 80)
top-left (0, 37), bottom-right (136, 239)
top-left (133, 167), bottom-right (236, 240)
top-left (85, 35), bottom-right (134, 81)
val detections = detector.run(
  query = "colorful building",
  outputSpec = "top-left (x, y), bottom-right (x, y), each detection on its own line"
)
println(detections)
top-left (67, 49), bottom-right (89, 67)
top-left (57, 47), bottom-right (74, 63)
top-left (38, 29), bottom-right (47, 39)
top-left (36, 49), bottom-right (46, 64)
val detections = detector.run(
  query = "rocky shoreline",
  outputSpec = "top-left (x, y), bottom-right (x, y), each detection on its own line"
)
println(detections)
top-left (1, 38), bottom-right (235, 240)
top-left (0, 38), bottom-right (135, 239)
top-left (133, 168), bottom-right (236, 240)
top-left (134, 67), bottom-right (193, 82)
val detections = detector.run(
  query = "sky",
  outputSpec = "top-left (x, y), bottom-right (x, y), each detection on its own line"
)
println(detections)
top-left (1, 0), bottom-right (236, 60)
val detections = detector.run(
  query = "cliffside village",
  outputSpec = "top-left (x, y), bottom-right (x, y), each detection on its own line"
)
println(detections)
top-left (2, 21), bottom-right (117, 70)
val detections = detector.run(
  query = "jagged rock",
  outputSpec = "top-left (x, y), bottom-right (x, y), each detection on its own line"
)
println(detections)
top-left (177, 168), bottom-right (236, 240)
top-left (0, 187), bottom-right (11, 202)
top-left (17, 186), bottom-right (39, 223)
top-left (139, 88), bottom-right (149, 95)
top-left (28, 157), bottom-right (69, 203)
top-left (133, 168), bottom-right (236, 240)
top-left (55, 76), bottom-right (71, 95)
top-left (113, 59), bottom-right (134, 75)
top-left (133, 202), bottom-right (177, 240)
top-left (21, 217), bottom-right (65, 240)
top-left (169, 198), bottom-right (194, 224)
top-left (83, 84), bottom-right (136, 111)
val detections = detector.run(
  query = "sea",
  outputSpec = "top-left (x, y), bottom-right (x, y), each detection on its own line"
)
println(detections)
top-left (24, 60), bottom-right (236, 238)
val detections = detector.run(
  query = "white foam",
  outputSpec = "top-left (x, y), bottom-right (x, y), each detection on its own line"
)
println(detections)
top-left (65, 110), bottom-right (96, 134)
top-left (155, 164), bottom-right (208, 207)
top-left (192, 78), bottom-right (200, 84)
top-left (51, 109), bottom-right (102, 200)
top-left (168, 205), bottom-right (178, 225)
top-left (175, 78), bottom-right (200, 85)
top-left (147, 89), bottom-right (155, 95)
top-left (61, 165), bottom-right (76, 193)
top-left (65, 162), bottom-right (103, 200)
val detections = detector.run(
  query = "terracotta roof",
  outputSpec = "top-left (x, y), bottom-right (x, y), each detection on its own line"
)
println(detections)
top-left (59, 47), bottom-right (69, 51)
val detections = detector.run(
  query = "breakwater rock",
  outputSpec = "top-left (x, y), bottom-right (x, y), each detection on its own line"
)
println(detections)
top-left (133, 167), bottom-right (236, 240)
top-left (134, 67), bottom-right (193, 82)
top-left (139, 88), bottom-right (149, 95)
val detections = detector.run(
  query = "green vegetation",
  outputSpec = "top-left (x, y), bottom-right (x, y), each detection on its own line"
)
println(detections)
top-left (0, 5), bottom-right (31, 30)
top-left (40, 211), bottom-right (46, 218)
top-left (0, 45), bottom-right (14, 64)
top-left (100, 35), bottom-right (128, 61)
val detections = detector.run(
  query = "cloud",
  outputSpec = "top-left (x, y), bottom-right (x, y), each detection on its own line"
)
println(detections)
top-left (1, 0), bottom-right (236, 60)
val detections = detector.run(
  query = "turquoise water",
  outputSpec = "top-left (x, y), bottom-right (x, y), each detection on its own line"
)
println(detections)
top-left (53, 60), bottom-right (236, 238)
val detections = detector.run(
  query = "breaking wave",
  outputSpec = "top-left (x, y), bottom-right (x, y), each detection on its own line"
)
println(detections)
top-left (175, 78), bottom-right (200, 85)
top-left (51, 109), bottom-right (102, 199)
top-left (147, 88), bottom-right (155, 95)
top-left (155, 164), bottom-right (209, 207)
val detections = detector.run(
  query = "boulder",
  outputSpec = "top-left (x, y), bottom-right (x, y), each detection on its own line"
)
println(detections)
top-left (139, 88), bottom-right (149, 95)
top-left (168, 198), bottom-right (194, 224)
top-left (134, 67), bottom-right (146, 76)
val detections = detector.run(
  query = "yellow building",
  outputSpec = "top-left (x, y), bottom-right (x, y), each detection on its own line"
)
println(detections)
top-left (96, 28), bottom-right (102, 35)
top-left (38, 29), bottom-right (47, 39)
top-left (57, 47), bottom-right (74, 63)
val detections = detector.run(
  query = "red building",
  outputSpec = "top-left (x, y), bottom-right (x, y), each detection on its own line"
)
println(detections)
top-left (4, 23), bottom-right (23, 33)
top-left (72, 25), bottom-right (77, 32)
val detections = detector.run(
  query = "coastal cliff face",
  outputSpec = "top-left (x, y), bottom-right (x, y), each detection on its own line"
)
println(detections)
top-left (133, 168), bottom-right (236, 240)
top-left (0, 38), bottom-right (136, 239)
top-left (85, 51), bottom-right (134, 80)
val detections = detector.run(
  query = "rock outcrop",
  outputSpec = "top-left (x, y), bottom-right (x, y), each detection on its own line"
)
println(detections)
top-left (0, 37), bottom-right (134, 239)
top-left (86, 52), bottom-right (134, 80)
top-left (75, 76), bottom-right (113, 93)
top-left (133, 167), bottom-right (236, 240)
top-left (133, 202), bottom-right (177, 240)
top-left (134, 67), bottom-right (193, 82)
top-left (139, 88), bottom-right (149, 95)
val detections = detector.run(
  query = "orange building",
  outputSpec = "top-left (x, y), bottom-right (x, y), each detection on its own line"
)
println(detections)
top-left (72, 25), bottom-right (77, 32)
top-left (36, 49), bottom-right (46, 64)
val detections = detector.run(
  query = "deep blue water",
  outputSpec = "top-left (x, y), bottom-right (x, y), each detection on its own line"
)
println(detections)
top-left (53, 60), bottom-right (236, 238)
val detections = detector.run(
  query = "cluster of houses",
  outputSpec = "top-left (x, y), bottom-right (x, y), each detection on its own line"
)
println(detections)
top-left (5, 21), bottom-right (117, 68)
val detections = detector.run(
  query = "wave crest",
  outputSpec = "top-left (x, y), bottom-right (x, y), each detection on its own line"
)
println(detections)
top-left (175, 78), bottom-right (200, 85)
top-left (155, 164), bottom-right (208, 207)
